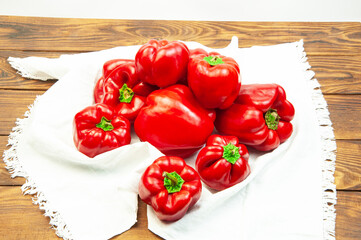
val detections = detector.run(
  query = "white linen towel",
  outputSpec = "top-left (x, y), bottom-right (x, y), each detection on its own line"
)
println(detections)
top-left (4, 37), bottom-right (336, 240)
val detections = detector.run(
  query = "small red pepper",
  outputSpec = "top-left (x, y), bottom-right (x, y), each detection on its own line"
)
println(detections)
top-left (134, 84), bottom-right (215, 158)
top-left (94, 59), bottom-right (135, 103)
top-left (102, 59), bottom-right (135, 78)
top-left (135, 39), bottom-right (190, 88)
top-left (95, 59), bottom-right (157, 122)
top-left (196, 134), bottom-right (250, 191)
top-left (188, 51), bottom-right (241, 109)
top-left (94, 76), bottom-right (105, 103)
top-left (73, 103), bottom-right (131, 158)
top-left (189, 48), bottom-right (208, 57)
top-left (215, 84), bottom-right (295, 151)
top-left (138, 156), bottom-right (202, 221)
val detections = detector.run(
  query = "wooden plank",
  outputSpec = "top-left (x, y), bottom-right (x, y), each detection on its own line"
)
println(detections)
top-left (0, 136), bottom-right (26, 186)
top-left (0, 16), bottom-right (360, 55)
top-left (0, 187), bottom-right (57, 240)
top-left (1, 50), bottom-right (361, 94)
top-left (0, 186), bottom-right (358, 239)
top-left (0, 163), bottom-right (24, 186)
top-left (309, 55), bottom-right (361, 94)
top-left (324, 95), bottom-right (361, 140)
top-left (1, 49), bottom-right (361, 94)
top-left (1, 134), bottom-right (360, 190)
top-left (336, 191), bottom-right (361, 240)
top-left (0, 186), bottom-right (159, 240)
top-left (335, 140), bottom-right (361, 190)
top-left (0, 90), bottom-right (45, 136)
top-left (1, 91), bottom-right (360, 138)
top-left (0, 164), bottom-right (23, 185)
top-left (0, 50), bottom-right (60, 90)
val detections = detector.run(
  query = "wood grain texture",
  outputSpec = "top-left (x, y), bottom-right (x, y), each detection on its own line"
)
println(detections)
top-left (0, 50), bottom-right (59, 90)
top-left (324, 95), bottom-right (361, 139)
top-left (309, 55), bottom-right (361, 94)
top-left (336, 191), bottom-right (361, 240)
top-left (0, 163), bottom-right (23, 186)
top-left (0, 187), bottom-right (57, 240)
top-left (335, 140), bottom-right (361, 190)
top-left (0, 90), bottom-right (46, 135)
top-left (1, 50), bottom-right (361, 94)
top-left (0, 16), bottom-right (360, 55)
top-left (0, 187), bottom-right (359, 240)
top-left (0, 91), bottom-right (360, 138)
top-left (0, 187), bottom-right (160, 240)
top-left (0, 136), bottom-right (26, 186)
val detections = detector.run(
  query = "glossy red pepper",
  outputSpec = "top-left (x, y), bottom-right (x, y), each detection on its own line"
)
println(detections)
top-left (73, 103), bottom-right (131, 158)
top-left (215, 84), bottom-right (295, 151)
top-left (94, 59), bottom-right (134, 103)
top-left (139, 156), bottom-right (202, 221)
top-left (134, 84), bottom-right (215, 158)
top-left (102, 59), bottom-right (133, 77)
top-left (94, 59), bottom-right (157, 122)
top-left (189, 48), bottom-right (208, 57)
top-left (135, 39), bottom-right (190, 88)
top-left (94, 76), bottom-right (105, 103)
top-left (196, 134), bottom-right (250, 191)
top-left (188, 51), bottom-right (241, 109)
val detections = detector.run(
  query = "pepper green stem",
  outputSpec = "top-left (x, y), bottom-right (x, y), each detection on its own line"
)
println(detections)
top-left (163, 171), bottom-right (185, 194)
top-left (163, 172), bottom-right (178, 185)
top-left (203, 55), bottom-right (224, 66)
top-left (222, 143), bottom-right (241, 164)
top-left (96, 117), bottom-right (114, 131)
top-left (265, 109), bottom-right (280, 130)
top-left (119, 83), bottom-right (134, 103)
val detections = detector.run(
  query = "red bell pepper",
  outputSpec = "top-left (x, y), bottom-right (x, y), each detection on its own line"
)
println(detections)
top-left (102, 59), bottom-right (134, 78)
top-left (215, 84), bottom-right (295, 151)
top-left (94, 59), bottom-right (135, 103)
top-left (95, 60), bottom-right (157, 122)
top-left (188, 51), bottom-right (241, 109)
top-left (134, 84), bottom-right (215, 158)
top-left (135, 39), bottom-right (190, 88)
top-left (138, 156), bottom-right (202, 221)
top-left (94, 76), bottom-right (105, 103)
top-left (196, 134), bottom-right (250, 191)
top-left (189, 48), bottom-right (208, 57)
top-left (73, 103), bottom-right (131, 158)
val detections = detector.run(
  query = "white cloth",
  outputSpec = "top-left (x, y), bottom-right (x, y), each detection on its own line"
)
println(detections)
top-left (4, 37), bottom-right (336, 240)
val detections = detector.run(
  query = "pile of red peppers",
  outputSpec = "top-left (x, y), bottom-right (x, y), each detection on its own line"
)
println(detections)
top-left (72, 39), bottom-right (295, 221)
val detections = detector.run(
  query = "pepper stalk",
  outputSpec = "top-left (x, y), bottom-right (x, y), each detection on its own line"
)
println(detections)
top-left (163, 171), bottom-right (185, 194)
top-left (203, 55), bottom-right (225, 66)
top-left (222, 143), bottom-right (241, 164)
top-left (265, 108), bottom-right (280, 130)
top-left (96, 117), bottom-right (114, 131)
top-left (119, 83), bottom-right (134, 103)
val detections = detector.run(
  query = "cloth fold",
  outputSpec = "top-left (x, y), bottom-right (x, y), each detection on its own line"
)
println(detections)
top-left (4, 37), bottom-right (336, 240)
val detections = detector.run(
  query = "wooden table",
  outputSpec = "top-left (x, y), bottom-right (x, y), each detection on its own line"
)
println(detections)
top-left (0, 16), bottom-right (360, 239)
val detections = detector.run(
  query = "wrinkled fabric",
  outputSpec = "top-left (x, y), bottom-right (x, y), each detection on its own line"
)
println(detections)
top-left (6, 37), bottom-right (332, 240)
